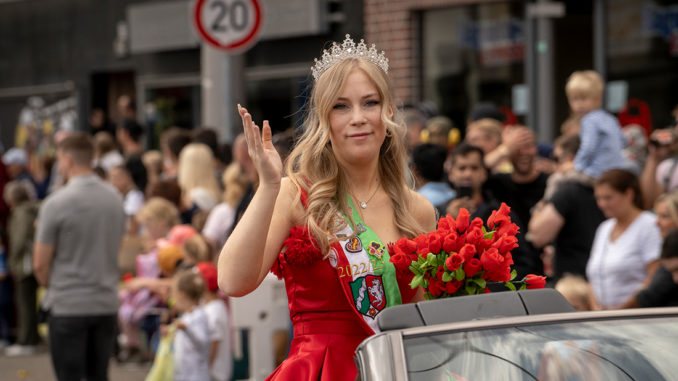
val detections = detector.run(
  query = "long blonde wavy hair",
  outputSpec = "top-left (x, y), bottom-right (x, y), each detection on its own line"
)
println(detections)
top-left (286, 58), bottom-right (426, 256)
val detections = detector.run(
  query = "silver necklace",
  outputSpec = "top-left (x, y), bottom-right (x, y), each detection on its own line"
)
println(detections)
top-left (356, 184), bottom-right (380, 209)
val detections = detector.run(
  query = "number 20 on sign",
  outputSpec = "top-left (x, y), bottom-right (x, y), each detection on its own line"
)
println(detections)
top-left (193, 0), bottom-right (263, 52)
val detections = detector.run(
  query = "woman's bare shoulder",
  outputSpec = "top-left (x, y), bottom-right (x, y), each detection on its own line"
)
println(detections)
top-left (407, 188), bottom-right (437, 232)
top-left (278, 177), bottom-right (306, 225)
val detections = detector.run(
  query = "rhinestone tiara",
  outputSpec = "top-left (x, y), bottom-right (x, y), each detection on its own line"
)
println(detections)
top-left (311, 34), bottom-right (389, 81)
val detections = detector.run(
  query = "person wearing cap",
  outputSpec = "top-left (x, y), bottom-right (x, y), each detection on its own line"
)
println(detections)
top-left (640, 128), bottom-right (678, 209)
top-left (196, 262), bottom-right (232, 381)
top-left (2, 148), bottom-right (37, 197)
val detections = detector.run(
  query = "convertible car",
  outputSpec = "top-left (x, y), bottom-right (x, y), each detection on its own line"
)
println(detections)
top-left (355, 289), bottom-right (678, 380)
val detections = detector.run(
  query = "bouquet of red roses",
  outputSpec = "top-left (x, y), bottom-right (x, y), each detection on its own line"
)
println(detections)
top-left (388, 203), bottom-right (545, 299)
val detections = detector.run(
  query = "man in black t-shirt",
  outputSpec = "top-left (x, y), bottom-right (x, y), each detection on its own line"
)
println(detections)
top-left (486, 127), bottom-right (547, 277)
top-left (486, 127), bottom-right (548, 235)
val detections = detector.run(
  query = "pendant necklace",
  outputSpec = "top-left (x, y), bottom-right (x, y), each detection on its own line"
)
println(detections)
top-left (357, 184), bottom-right (380, 209)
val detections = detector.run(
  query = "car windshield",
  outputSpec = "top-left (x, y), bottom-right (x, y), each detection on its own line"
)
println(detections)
top-left (403, 317), bottom-right (678, 381)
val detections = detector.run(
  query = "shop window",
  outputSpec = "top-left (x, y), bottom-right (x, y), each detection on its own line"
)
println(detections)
top-left (422, 2), bottom-right (526, 132)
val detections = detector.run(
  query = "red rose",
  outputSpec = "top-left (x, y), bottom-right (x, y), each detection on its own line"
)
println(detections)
top-left (496, 221), bottom-right (519, 238)
top-left (414, 235), bottom-right (430, 256)
top-left (488, 203), bottom-right (511, 229)
top-left (437, 214), bottom-right (457, 234)
top-left (485, 265), bottom-right (512, 282)
top-left (524, 274), bottom-right (546, 289)
top-left (463, 258), bottom-right (482, 278)
top-left (390, 253), bottom-right (412, 274)
top-left (428, 232), bottom-right (443, 254)
top-left (480, 248), bottom-right (505, 273)
top-left (456, 208), bottom-right (470, 233)
top-left (445, 279), bottom-right (463, 294)
top-left (122, 273), bottom-right (134, 282)
top-left (393, 237), bottom-right (417, 256)
top-left (427, 275), bottom-right (444, 297)
top-left (469, 217), bottom-right (483, 231)
top-left (503, 252), bottom-right (514, 267)
top-left (459, 244), bottom-right (477, 262)
top-left (465, 227), bottom-right (484, 248)
top-left (442, 232), bottom-right (459, 253)
top-left (492, 235), bottom-right (518, 253)
top-left (445, 253), bottom-right (464, 271)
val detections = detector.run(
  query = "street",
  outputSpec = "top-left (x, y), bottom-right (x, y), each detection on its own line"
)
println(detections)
top-left (0, 351), bottom-right (150, 381)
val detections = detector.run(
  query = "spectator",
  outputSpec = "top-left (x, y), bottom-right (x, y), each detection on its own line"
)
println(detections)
top-left (566, 70), bottom-right (628, 179)
top-left (93, 131), bottom-right (124, 174)
top-left (2, 148), bottom-right (36, 198)
top-left (641, 128), bottom-right (678, 209)
top-left (116, 119), bottom-right (144, 158)
top-left (528, 134), bottom-right (605, 283)
top-left (465, 120), bottom-right (532, 174)
top-left (195, 262), bottom-right (232, 381)
top-left (487, 126), bottom-right (548, 233)
top-left (148, 179), bottom-right (183, 212)
top-left (89, 108), bottom-right (115, 137)
top-left (160, 127), bottom-right (192, 180)
top-left (109, 158), bottom-right (146, 234)
top-left (445, 144), bottom-right (535, 278)
top-left (202, 162), bottom-right (249, 253)
top-left (171, 271), bottom-right (211, 381)
top-left (3, 181), bottom-right (40, 356)
top-left (486, 126), bottom-right (547, 277)
top-left (142, 150), bottom-right (163, 194)
top-left (178, 143), bottom-right (221, 224)
top-left (33, 132), bottom-right (125, 380)
top-left (411, 143), bottom-right (456, 216)
top-left (402, 105), bottom-right (426, 152)
top-left (555, 275), bottom-right (591, 311)
top-left (422, 116), bottom-right (457, 149)
top-left (586, 169), bottom-right (661, 309)
top-left (619, 193), bottom-right (678, 308)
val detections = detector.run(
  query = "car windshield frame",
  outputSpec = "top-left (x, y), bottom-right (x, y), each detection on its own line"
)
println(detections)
top-left (356, 307), bottom-right (678, 381)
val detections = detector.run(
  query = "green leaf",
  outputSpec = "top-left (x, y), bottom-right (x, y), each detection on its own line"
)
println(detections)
top-left (510, 269), bottom-right (517, 281)
top-left (472, 278), bottom-right (486, 288)
top-left (454, 268), bottom-right (465, 281)
top-left (484, 230), bottom-right (495, 240)
top-left (505, 282), bottom-right (517, 291)
top-left (465, 283), bottom-right (476, 295)
top-left (519, 283), bottom-right (527, 291)
top-left (410, 274), bottom-right (423, 289)
top-left (481, 226), bottom-right (487, 234)
top-left (442, 272), bottom-right (453, 282)
top-left (426, 253), bottom-right (436, 266)
top-left (409, 265), bottom-right (421, 276)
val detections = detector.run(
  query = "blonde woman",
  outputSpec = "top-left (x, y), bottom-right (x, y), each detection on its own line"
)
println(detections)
top-left (202, 162), bottom-right (250, 252)
top-left (177, 143), bottom-right (221, 213)
top-left (218, 36), bottom-right (436, 380)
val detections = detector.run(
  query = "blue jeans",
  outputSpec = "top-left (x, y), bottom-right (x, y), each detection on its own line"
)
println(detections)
top-left (48, 314), bottom-right (117, 381)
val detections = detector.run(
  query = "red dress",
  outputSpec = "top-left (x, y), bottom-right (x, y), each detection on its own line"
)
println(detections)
top-left (266, 191), bottom-right (417, 380)
top-left (266, 246), bottom-right (370, 380)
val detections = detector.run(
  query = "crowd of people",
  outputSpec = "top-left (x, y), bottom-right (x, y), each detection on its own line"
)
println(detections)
top-left (0, 115), bottom-right (244, 379)
top-left (0, 43), bottom-right (676, 381)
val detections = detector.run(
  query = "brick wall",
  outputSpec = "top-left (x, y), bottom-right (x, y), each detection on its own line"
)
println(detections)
top-left (363, 0), bottom-right (489, 104)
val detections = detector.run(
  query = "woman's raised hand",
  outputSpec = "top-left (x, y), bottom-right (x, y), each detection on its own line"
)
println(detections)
top-left (238, 104), bottom-right (283, 186)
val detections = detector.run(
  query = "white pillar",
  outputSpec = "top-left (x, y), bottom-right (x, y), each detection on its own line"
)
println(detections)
top-left (201, 44), bottom-right (234, 143)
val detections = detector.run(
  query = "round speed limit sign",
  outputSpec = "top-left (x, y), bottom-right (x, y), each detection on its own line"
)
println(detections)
top-left (193, 0), bottom-right (262, 52)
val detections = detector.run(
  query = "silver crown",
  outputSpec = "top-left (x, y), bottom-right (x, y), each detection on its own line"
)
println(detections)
top-left (311, 34), bottom-right (389, 81)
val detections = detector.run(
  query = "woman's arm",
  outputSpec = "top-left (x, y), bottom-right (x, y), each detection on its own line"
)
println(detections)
top-left (527, 202), bottom-right (565, 248)
top-left (218, 106), bottom-right (293, 297)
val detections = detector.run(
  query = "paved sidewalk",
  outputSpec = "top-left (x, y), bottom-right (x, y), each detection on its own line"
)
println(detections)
top-left (0, 350), bottom-right (150, 381)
